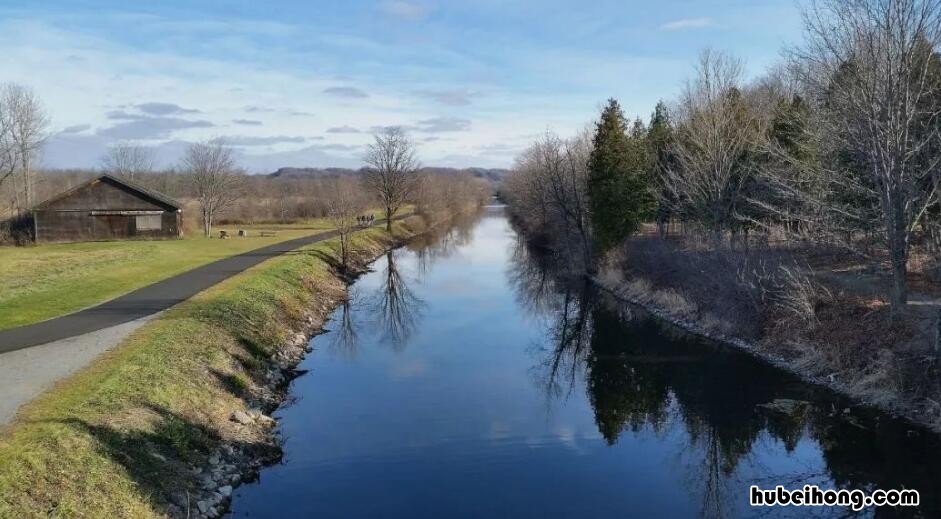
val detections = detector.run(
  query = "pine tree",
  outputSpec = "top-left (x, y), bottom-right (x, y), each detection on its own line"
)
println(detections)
top-left (647, 101), bottom-right (675, 235)
top-left (587, 99), bottom-right (653, 256)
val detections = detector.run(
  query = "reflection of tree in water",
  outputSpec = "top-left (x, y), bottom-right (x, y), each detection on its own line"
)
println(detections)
top-left (508, 233), bottom-right (941, 517)
top-left (537, 282), bottom-right (595, 401)
top-left (508, 235), bottom-right (593, 401)
top-left (370, 250), bottom-right (424, 351)
top-left (586, 307), bottom-right (671, 442)
top-left (328, 298), bottom-right (359, 359)
top-left (506, 235), bottom-right (561, 319)
top-left (408, 212), bottom-right (477, 279)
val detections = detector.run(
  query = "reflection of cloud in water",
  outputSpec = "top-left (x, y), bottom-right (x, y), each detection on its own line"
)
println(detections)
top-left (553, 425), bottom-right (579, 451)
top-left (520, 426), bottom-right (586, 453)
top-left (460, 238), bottom-right (508, 263)
top-left (434, 279), bottom-right (475, 295)
top-left (389, 358), bottom-right (429, 380)
top-left (486, 421), bottom-right (513, 442)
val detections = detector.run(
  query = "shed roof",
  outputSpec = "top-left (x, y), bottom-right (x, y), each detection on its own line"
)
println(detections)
top-left (32, 174), bottom-right (182, 211)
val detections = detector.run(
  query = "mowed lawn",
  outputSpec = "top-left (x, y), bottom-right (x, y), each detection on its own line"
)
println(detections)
top-left (0, 221), bottom-right (338, 330)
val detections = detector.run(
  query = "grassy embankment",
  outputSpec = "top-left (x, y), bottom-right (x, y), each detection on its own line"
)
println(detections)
top-left (0, 215), bottom-right (431, 518)
top-left (0, 215), bottom-right (392, 330)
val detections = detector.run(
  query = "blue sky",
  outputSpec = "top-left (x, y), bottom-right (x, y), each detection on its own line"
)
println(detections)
top-left (0, 0), bottom-right (804, 172)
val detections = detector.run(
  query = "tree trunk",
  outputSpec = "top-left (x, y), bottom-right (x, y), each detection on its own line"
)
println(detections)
top-left (23, 155), bottom-right (31, 209)
top-left (887, 196), bottom-right (909, 318)
top-left (385, 207), bottom-right (392, 232)
top-left (11, 170), bottom-right (21, 214)
top-left (203, 209), bottom-right (211, 238)
top-left (889, 250), bottom-right (908, 318)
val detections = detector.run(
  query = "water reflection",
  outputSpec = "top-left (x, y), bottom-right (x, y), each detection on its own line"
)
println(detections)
top-left (369, 251), bottom-right (425, 350)
top-left (328, 298), bottom-right (359, 359)
top-left (509, 237), bottom-right (941, 517)
top-left (233, 211), bottom-right (941, 519)
top-left (407, 213), bottom-right (477, 279)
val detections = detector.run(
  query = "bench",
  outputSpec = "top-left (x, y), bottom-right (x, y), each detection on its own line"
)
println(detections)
top-left (260, 231), bottom-right (278, 237)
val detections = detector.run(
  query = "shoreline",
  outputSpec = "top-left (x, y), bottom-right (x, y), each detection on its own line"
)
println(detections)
top-left (170, 212), bottom-right (469, 518)
top-left (589, 274), bottom-right (941, 435)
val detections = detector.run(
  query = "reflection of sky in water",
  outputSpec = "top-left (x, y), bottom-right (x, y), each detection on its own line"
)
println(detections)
top-left (232, 212), bottom-right (941, 519)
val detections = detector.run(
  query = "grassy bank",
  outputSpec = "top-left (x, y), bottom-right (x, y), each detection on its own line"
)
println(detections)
top-left (0, 215), bottom-right (432, 518)
top-left (0, 220), bottom-right (347, 330)
top-left (596, 233), bottom-right (941, 433)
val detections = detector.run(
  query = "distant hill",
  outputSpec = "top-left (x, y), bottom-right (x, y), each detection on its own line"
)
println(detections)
top-left (269, 167), bottom-right (363, 178)
top-left (269, 166), bottom-right (510, 183)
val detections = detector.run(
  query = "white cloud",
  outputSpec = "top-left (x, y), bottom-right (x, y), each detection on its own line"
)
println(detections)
top-left (414, 116), bottom-right (471, 132)
top-left (660, 17), bottom-right (714, 31)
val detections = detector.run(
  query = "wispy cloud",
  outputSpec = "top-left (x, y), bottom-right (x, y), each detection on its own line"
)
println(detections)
top-left (244, 105), bottom-right (277, 113)
top-left (326, 125), bottom-right (361, 133)
top-left (660, 17), bottom-right (714, 31)
top-left (97, 117), bottom-right (214, 140)
top-left (224, 135), bottom-right (307, 146)
top-left (60, 124), bottom-right (91, 134)
top-left (233, 119), bottom-right (263, 126)
top-left (415, 116), bottom-right (471, 133)
top-left (415, 89), bottom-right (480, 106)
top-left (135, 102), bottom-right (201, 116)
top-left (323, 86), bottom-right (369, 98)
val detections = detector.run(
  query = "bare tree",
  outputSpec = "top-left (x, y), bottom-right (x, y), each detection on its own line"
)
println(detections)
top-left (326, 177), bottom-right (369, 267)
top-left (363, 126), bottom-right (420, 231)
top-left (665, 49), bottom-right (761, 240)
top-left (503, 130), bottom-right (594, 268)
top-left (788, 0), bottom-right (941, 315)
top-left (0, 99), bottom-right (16, 194)
top-left (414, 170), bottom-right (490, 219)
top-left (0, 83), bottom-right (49, 210)
top-left (101, 142), bottom-right (154, 180)
top-left (182, 139), bottom-right (243, 237)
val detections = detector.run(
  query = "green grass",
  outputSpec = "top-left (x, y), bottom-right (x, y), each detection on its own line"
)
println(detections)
top-left (0, 216), bottom-right (428, 518)
top-left (0, 219), bottom-right (342, 330)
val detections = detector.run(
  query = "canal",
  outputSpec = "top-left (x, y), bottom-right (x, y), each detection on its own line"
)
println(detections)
top-left (230, 207), bottom-right (941, 518)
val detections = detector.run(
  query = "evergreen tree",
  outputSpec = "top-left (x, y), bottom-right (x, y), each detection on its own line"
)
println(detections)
top-left (587, 99), bottom-right (654, 256)
top-left (647, 101), bottom-right (675, 235)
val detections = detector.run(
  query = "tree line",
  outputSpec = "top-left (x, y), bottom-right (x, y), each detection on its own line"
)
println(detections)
top-left (0, 107), bottom-right (490, 243)
top-left (504, 0), bottom-right (941, 317)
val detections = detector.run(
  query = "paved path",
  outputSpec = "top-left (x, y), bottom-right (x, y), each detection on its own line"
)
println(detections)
top-left (0, 219), bottom-right (396, 354)
top-left (0, 218), bottom-right (403, 426)
top-left (0, 314), bottom-right (160, 425)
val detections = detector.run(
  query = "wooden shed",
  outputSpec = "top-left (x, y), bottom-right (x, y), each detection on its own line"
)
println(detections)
top-left (32, 174), bottom-right (183, 243)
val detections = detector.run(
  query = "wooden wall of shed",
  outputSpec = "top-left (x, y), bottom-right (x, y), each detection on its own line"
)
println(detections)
top-left (34, 211), bottom-right (181, 243)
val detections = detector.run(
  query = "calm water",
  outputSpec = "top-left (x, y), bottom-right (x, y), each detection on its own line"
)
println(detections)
top-left (231, 209), bottom-right (941, 518)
